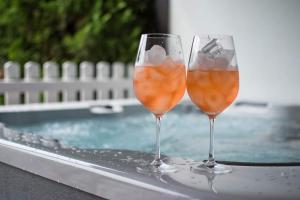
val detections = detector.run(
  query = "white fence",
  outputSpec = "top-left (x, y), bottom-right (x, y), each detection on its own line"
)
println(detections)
top-left (0, 61), bottom-right (135, 105)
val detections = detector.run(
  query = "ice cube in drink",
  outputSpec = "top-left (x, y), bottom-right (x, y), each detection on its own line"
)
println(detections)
top-left (187, 68), bottom-right (239, 117)
top-left (134, 57), bottom-right (186, 116)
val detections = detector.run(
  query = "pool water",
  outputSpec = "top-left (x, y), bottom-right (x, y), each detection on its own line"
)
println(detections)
top-left (9, 105), bottom-right (300, 163)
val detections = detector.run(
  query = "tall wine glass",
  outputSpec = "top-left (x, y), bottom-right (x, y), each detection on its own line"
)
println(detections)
top-left (187, 35), bottom-right (239, 174)
top-left (133, 33), bottom-right (186, 173)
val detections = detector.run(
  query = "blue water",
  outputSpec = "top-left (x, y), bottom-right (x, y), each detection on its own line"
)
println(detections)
top-left (10, 106), bottom-right (300, 163)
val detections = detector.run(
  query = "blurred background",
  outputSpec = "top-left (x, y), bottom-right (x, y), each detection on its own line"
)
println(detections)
top-left (0, 0), bottom-right (300, 105)
top-left (171, 0), bottom-right (300, 105)
top-left (0, 0), bottom-right (167, 104)
top-left (0, 0), bottom-right (167, 65)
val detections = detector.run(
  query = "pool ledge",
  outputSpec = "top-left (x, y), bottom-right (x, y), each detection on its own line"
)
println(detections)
top-left (0, 138), bottom-right (193, 199)
top-left (0, 138), bottom-right (299, 200)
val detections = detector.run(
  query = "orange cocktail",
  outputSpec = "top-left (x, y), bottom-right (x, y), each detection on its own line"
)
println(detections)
top-left (187, 67), bottom-right (239, 117)
top-left (134, 58), bottom-right (186, 117)
top-left (187, 34), bottom-right (239, 174)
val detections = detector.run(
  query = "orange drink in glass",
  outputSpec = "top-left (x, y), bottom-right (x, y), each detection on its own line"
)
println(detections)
top-left (133, 34), bottom-right (186, 173)
top-left (134, 60), bottom-right (186, 117)
top-left (187, 35), bottom-right (239, 174)
top-left (187, 68), bottom-right (239, 118)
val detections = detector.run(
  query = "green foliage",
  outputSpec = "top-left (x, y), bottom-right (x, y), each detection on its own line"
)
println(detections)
top-left (0, 0), bottom-right (158, 65)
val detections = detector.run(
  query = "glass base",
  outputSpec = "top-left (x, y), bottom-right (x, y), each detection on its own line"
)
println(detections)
top-left (192, 160), bottom-right (232, 174)
top-left (136, 159), bottom-right (177, 174)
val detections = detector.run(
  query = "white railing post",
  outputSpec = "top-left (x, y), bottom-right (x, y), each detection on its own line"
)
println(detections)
top-left (96, 61), bottom-right (110, 100)
top-left (62, 61), bottom-right (77, 102)
top-left (24, 61), bottom-right (40, 104)
top-left (4, 62), bottom-right (20, 105)
top-left (112, 62), bottom-right (125, 99)
top-left (80, 61), bottom-right (94, 101)
top-left (0, 60), bottom-right (135, 106)
top-left (127, 63), bottom-right (135, 98)
top-left (43, 61), bottom-right (59, 102)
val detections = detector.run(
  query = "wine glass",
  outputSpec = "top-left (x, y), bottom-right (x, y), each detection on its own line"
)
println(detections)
top-left (187, 34), bottom-right (239, 174)
top-left (133, 33), bottom-right (186, 173)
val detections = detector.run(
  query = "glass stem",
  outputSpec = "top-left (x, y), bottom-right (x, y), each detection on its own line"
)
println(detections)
top-left (155, 116), bottom-right (161, 161)
top-left (208, 117), bottom-right (215, 166)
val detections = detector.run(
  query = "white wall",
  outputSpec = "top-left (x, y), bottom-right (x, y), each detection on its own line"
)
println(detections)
top-left (170, 0), bottom-right (300, 105)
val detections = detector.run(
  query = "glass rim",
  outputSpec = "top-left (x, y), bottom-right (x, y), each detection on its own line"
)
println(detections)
top-left (194, 34), bottom-right (233, 39)
top-left (142, 33), bottom-right (181, 38)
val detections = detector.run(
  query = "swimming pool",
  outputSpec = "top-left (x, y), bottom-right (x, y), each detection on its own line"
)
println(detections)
top-left (1, 101), bottom-right (299, 163)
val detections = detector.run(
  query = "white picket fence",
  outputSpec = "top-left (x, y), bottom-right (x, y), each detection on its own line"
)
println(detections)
top-left (0, 61), bottom-right (135, 105)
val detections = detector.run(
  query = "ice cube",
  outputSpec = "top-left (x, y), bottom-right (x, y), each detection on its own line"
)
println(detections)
top-left (162, 56), bottom-right (177, 68)
top-left (148, 68), bottom-right (165, 81)
top-left (204, 90), bottom-right (225, 112)
top-left (201, 38), bottom-right (218, 53)
top-left (145, 45), bottom-right (167, 65)
top-left (209, 45), bottom-right (223, 57)
top-left (192, 49), bottom-right (234, 69)
top-left (195, 69), bottom-right (211, 87)
top-left (192, 52), bottom-right (215, 69)
top-left (161, 56), bottom-right (185, 81)
top-left (214, 49), bottom-right (234, 68)
top-left (151, 95), bottom-right (172, 114)
top-left (201, 38), bottom-right (224, 57)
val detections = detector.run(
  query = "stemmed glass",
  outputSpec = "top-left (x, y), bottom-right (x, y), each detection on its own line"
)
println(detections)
top-left (187, 35), bottom-right (239, 174)
top-left (133, 33), bottom-right (186, 173)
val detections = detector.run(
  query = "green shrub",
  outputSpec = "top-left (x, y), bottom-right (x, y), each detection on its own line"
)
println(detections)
top-left (0, 0), bottom-right (159, 65)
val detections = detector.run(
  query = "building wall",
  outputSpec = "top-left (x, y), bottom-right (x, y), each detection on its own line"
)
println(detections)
top-left (170, 0), bottom-right (300, 105)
